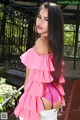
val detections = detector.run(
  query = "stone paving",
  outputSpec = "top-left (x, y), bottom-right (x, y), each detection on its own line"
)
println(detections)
top-left (63, 61), bottom-right (80, 80)
top-left (64, 80), bottom-right (80, 120)
top-left (60, 60), bottom-right (80, 120)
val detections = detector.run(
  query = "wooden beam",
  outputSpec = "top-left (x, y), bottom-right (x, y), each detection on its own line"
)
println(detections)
top-left (73, 4), bottom-right (79, 69)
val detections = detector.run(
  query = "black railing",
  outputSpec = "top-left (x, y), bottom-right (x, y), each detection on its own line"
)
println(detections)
top-left (0, 3), bottom-right (38, 62)
top-left (0, 3), bottom-right (80, 68)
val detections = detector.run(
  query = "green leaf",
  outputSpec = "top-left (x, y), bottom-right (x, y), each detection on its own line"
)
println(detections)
top-left (0, 96), bottom-right (4, 103)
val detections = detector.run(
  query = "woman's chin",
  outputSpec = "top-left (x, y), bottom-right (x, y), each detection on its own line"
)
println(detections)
top-left (37, 30), bottom-right (43, 34)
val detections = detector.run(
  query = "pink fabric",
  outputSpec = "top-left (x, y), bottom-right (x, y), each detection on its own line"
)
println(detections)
top-left (14, 47), bottom-right (65, 120)
top-left (44, 83), bottom-right (60, 105)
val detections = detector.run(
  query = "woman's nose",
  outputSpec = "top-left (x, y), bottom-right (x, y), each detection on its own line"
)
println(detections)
top-left (39, 18), bottom-right (44, 25)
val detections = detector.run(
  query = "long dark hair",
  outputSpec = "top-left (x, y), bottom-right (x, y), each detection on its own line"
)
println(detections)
top-left (38, 2), bottom-right (64, 83)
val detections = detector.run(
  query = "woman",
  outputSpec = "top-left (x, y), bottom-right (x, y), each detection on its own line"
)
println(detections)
top-left (14, 2), bottom-right (65, 120)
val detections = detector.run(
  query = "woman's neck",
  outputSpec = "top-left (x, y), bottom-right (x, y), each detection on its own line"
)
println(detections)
top-left (40, 35), bottom-right (48, 43)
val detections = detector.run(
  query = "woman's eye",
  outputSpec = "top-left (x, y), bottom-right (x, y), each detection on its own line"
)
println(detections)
top-left (37, 15), bottom-right (41, 19)
top-left (37, 15), bottom-right (48, 21)
top-left (45, 18), bottom-right (48, 21)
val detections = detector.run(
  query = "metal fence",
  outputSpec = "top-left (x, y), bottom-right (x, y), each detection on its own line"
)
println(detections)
top-left (0, 3), bottom-right (80, 70)
top-left (0, 4), bottom-right (38, 63)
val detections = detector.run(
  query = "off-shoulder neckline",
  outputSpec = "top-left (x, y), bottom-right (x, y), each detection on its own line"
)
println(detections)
top-left (32, 47), bottom-right (53, 56)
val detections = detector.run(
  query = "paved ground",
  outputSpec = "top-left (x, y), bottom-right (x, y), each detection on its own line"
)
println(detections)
top-left (63, 61), bottom-right (80, 80)
top-left (64, 80), bottom-right (80, 120)
top-left (58, 79), bottom-right (80, 120)
top-left (58, 60), bottom-right (80, 120)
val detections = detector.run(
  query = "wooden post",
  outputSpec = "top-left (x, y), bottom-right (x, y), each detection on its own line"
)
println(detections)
top-left (73, 4), bottom-right (79, 70)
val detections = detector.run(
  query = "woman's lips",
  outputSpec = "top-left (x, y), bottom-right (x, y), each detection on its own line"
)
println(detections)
top-left (37, 25), bottom-right (43, 30)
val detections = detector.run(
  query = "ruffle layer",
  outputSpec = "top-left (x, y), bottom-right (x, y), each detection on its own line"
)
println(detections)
top-left (14, 93), bottom-right (41, 120)
top-left (20, 47), bottom-right (65, 106)
top-left (24, 81), bottom-right (49, 96)
top-left (14, 79), bottom-right (65, 119)
top-left (55, 83), bottom-right (65, 106)
top-left (28, 69), bottom-right (54, 83)
top-left (53, 74), bottom-right (65, 106)
top-left (20, 48), bottom-right (55, 71)
top-left (18, 92), bottom-right (44, 112)
top-left (14, 48), bottom-right (65, 120)
top-left (14, 82), bottom-right (45, 120)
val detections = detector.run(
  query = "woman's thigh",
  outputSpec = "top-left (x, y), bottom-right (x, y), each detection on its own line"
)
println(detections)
top-left (41, 96), bottom-right (61, 110)
top-left (41, 97), bottom-right (52, 110)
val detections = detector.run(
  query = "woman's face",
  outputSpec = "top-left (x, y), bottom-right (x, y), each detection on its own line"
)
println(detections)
top-left (36, 8), bottom-right (48, 37)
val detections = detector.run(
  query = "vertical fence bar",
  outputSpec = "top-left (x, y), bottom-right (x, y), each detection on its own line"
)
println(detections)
top-left (73, 4), bottom-right (79, 70)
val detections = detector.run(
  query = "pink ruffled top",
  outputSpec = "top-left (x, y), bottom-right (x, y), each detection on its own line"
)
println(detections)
top-left (14, 47), bottom-right (65, 120)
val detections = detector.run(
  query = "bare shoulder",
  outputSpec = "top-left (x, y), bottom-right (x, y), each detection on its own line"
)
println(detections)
top-left (34, 38), bottom-right (48, 55)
